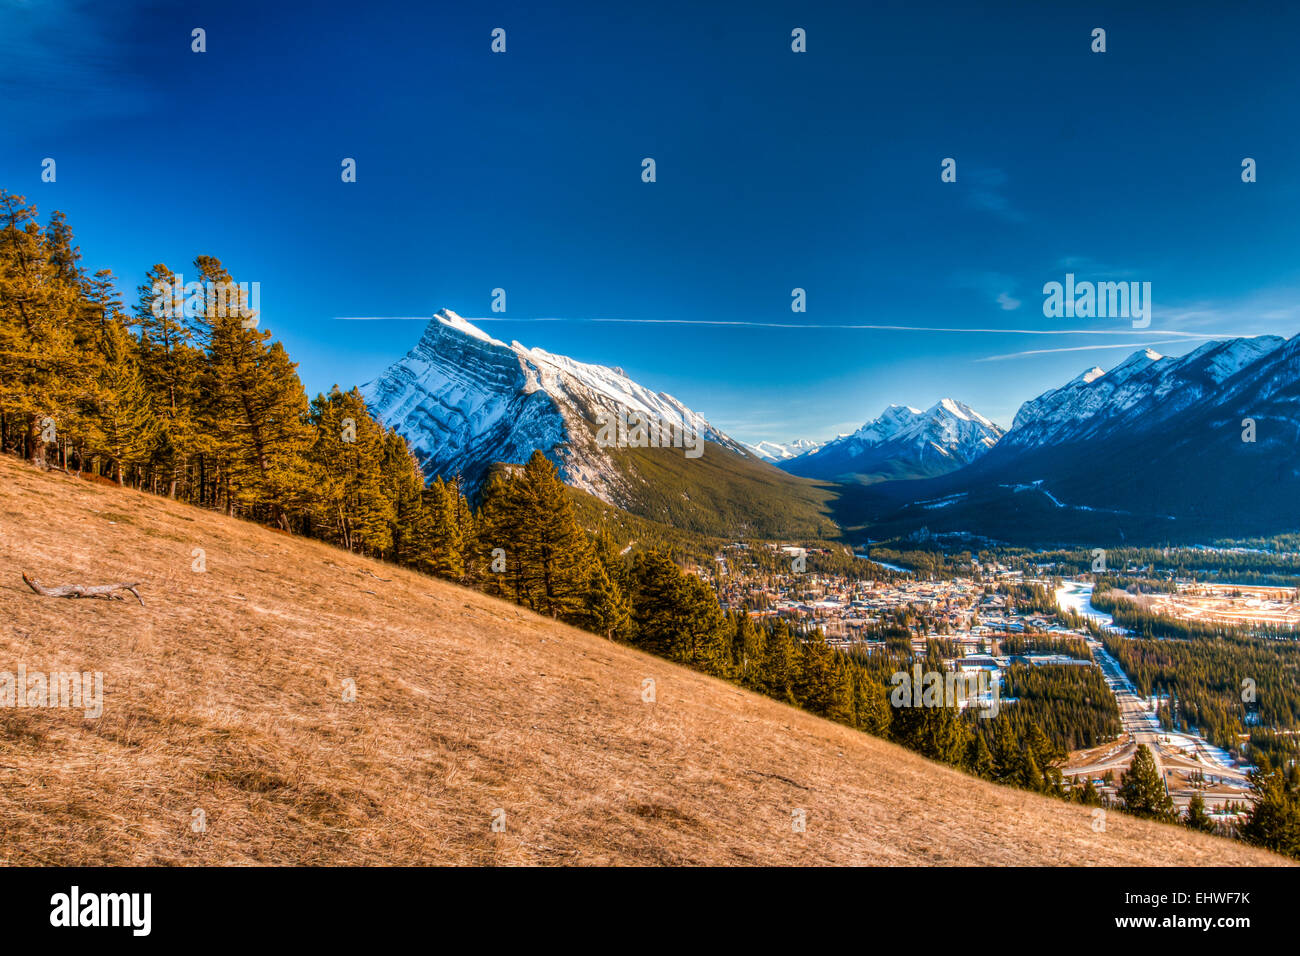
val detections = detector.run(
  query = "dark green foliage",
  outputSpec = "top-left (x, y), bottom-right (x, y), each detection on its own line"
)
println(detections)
top-left (630, 550), bottom-right (733, 677)
top-left (1101, 624), bottom-right (1300, 751)
top-left (1118, 744), bottom-right (1176, 822)
top-left (1238, 760), bottom-right (1300, 859)
top-left (1185, 792), bottom-right (1217, 834)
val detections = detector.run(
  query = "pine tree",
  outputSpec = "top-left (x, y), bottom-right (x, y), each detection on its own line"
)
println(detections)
top-left (517, 452), bottom-right (596, 617)
top-left (196, 256), bottom-right (312, 525)
top-left (0, 192), bottom-right (81, 465)
top-left (1017, 748), bottom-right (1043, 792)
top-left (968, 732), bottom-right (995, 779)
top-left (795, 634), bottom-right (839, 716)
top-left (990, 716), bottom-right (1020, 783)
top-left (479, 452), bottom-right (596, 619)
top-left (578, 561), bottom-right (632, 640)
top-left (1118, 744), bottom-right (1176, 821)
top-left (852, 671), bottom-right (891, 736)
top-left (88, 322), bottom-right (160, 484)
top-left (380, 430), bottom-right (433, 567)
top-left (760, 619), bottom-right (799, 704)
top-left (630, 550), bottom-right (732, 677)
top-left (475, 471), bottom-right (521, 601)
top-left (1185, 791), bottom-right (1217, 834)
top-left (135, 263), bottom-right (202, 497)
top-left (826, 657), bottom-right (855, 726)
top-left (307, 386), bottom-right (394, 553)
top-left (1025, 721), bottom-right (1065, 795)
top-left (421, 476), bottom-right (465, 578)
top-left (450, 476), bottom-right (478, 581)
top-left (731, 612), bottom-right (767, 691)
top-left (1238, 761), bottom-right (1300, 859)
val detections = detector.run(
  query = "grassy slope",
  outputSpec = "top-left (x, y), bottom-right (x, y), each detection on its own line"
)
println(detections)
top-left (0, 456), bottom-right (1285, 866)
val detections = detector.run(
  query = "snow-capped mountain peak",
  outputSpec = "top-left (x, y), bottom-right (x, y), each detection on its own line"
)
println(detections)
top-left (780, 398), bottom-right (1004, 482)
top-left (746, 438), bottom-right (826, 462)
top-left (361, 310), bottom-right (749, 499)
top-left (1004, 336), bottom-right (1287, 450)
top-left (434, 308), bottom-right (506, 347)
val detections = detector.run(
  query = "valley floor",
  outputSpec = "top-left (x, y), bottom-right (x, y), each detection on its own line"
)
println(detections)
top-left (0, 456), bottom-right (1286, 866)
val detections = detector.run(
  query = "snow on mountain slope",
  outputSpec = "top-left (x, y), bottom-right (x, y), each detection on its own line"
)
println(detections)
top-left (1003, 336), bottom-right (1285, 451)
top-left (746, 438), bottom-right (826, 462)
top-left (361, 310), bottom-right (751, 500)
top-left (780, 399), bottom-right (1004, 482)
top-left (844, 334), bottom-right (1300, 544)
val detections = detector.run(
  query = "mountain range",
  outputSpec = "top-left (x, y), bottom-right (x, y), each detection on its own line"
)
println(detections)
top-left (746, 438), bottom-right (826, 462)
top-left (364, 311), bottom-right (1299, 545)
top-left (837, 335), bottom-right (1300, 544)
top-left (779, 399), bottom-right (1004, 484)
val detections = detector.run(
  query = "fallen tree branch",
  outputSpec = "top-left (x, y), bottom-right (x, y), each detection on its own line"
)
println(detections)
top-left (22, 572), bottom-right (145, 607)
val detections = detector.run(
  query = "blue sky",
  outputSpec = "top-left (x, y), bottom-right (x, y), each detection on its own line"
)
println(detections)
top-left (3, 0), bottom-right (1299, 443)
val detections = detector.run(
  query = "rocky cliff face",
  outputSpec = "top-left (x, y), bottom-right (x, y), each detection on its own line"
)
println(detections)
top-left (360, 310), bottom-right (749, 500)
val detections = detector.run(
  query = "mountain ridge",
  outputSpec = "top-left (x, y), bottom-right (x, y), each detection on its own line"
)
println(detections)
top-left (780, 398), bottom-right (1005, 484)
top-left (832, 334), bottom-right (1300, 544)
top-left (362, 310), bottom-right (834, 538)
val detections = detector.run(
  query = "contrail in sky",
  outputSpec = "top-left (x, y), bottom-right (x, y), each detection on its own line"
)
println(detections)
top-left (333, 316), bottom-right (1237, 339)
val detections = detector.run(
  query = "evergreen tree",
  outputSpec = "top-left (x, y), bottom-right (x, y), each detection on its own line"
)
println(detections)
top-left (1118, 745), bottom-right (1176, 821)
top-left (195, 256), bottom-right (312, 526)
top-left (480, 452), bottom-right (594, 618)
top-left (0, 191), bottom-right (81, 465)
top-left (1238, 761), bottom-right (1300, 859)
top-left (630, 550), bottom-right (732, 678)
top-left (760, 619), bottom-right (799, 704)
top-left (795, 634), bottom-right (840, 717)
top-left (450, 476), bottom-right (478, 581)
top-left (968, 732), bottom-right (995, 779)
top-left (1025, 721), bottom-right (1065, 795)
top-left (135, 262), bottom-right (202, 497)
top-left (88, 322), bottom-right (160, 484)
top-left (731, 612), bottom-right (767, 691)
top-left (476, 470), bottom-right (522, 601)
top-left (578, 561), bottom-right (632, 641)
top-left (1017, 748), bottom-right (1043, 792)
top-left (852, 672), bottom-right (892, 736)
top-left (990, 715), bottom-right (1020, 783)
top-left (307, 386), bottom-right (394, 553)
top-left (421, 476), bottom-right (465, 577)
top-left (1184, 791), bottom-right (1217, 834)
top-left (381, 430), bottom-right (433, 567)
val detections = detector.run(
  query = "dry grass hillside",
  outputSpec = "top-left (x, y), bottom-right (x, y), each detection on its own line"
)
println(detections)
top-left (0, 455), bottom-right (1286, 866)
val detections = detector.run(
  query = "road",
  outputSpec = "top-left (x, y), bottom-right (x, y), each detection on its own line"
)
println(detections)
top-left (1055, 582), bottom-right (1252, 806)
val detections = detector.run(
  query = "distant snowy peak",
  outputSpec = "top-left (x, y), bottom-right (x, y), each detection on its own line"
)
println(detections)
top-left (780, 398), bottom-right (1003, 481)
top-left (873, 331), bottom-right (1300, 543)
top-left (844, 399), bottom-right (1002, 450)
top-left (1005, 335), bottom-right (1287, 449)
top-left (747, 438), bottom-right (826, 462)
top-left (361, 309), bottom-right (749, 499)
